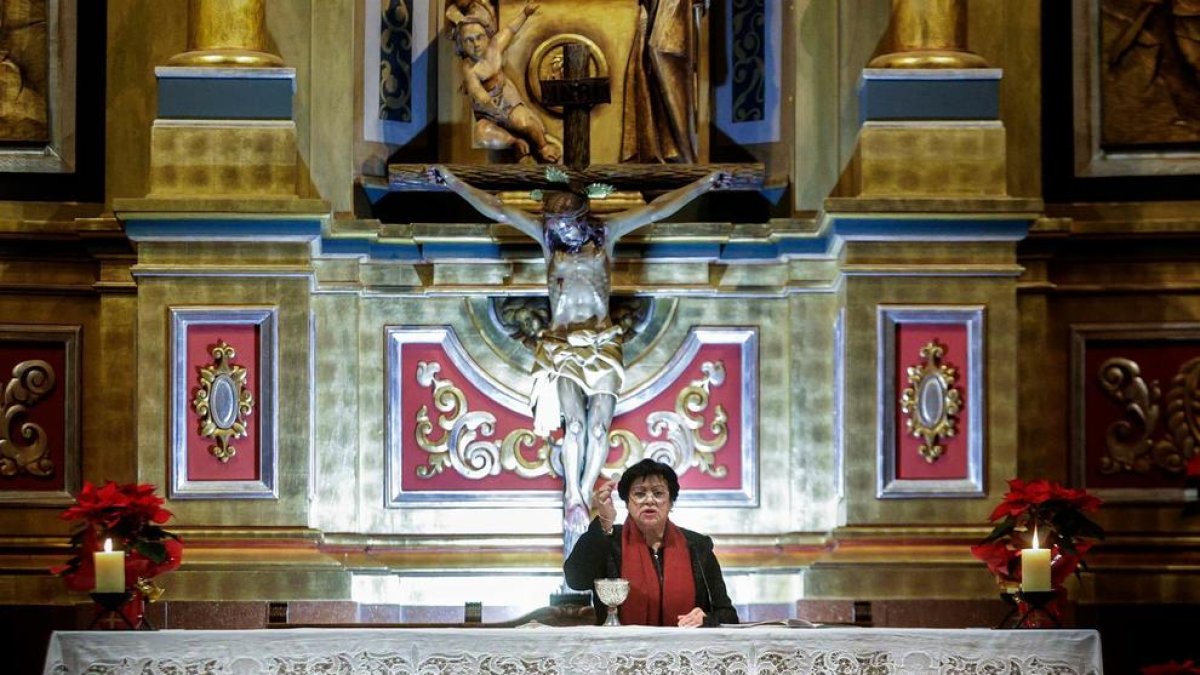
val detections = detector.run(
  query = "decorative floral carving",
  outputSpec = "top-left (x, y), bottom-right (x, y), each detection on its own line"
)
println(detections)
top-left (192, 341), bottom-right (254, 463)
top-left (0, 359), bottom-right (56, 478)
top-left (1097, 356), bottom-right (1200, 475)
top-left (412, 360), bottom-right (729, 481)
top-left (899, 341), bottom-right (962, 463)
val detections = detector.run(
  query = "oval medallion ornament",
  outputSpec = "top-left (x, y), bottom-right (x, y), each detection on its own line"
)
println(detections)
top-left (918, 375), bottom-right (946, 428)
top-left (192, 341), bottom-right (254, 463)
top-left (210, 375), bottom-right (238, 430)
top-left (900, 340), bottom-right (962, 463)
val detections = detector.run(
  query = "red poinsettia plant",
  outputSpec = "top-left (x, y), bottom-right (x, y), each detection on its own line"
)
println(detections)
top-left (971, 479), bottom-right (1104, 615)
top-left (52, 481), bottom-right (183, 593)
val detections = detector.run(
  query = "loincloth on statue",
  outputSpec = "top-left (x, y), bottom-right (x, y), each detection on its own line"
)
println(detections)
top-left (529, 327), bottom-right (625, 437)
top-left (473, 80), bottom-right (523, 126)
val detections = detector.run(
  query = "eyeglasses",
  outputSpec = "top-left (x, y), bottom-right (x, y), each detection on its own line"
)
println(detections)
top-left (629, 490), bottom-right (669, 504)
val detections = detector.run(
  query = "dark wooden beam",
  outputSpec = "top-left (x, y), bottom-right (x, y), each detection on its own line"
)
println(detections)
top-left (388, 163), bottom-right (766, 192)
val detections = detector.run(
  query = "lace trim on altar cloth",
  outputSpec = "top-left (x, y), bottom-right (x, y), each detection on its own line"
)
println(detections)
top-left (44, 648), bottom-right (1099, 675)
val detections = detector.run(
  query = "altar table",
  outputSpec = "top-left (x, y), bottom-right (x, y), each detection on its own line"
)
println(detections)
top-left (42, 625), bottom-right (1103, 675)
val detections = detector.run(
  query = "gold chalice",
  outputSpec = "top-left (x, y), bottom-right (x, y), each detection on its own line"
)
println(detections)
top-left (593, 578), bottom-right (630, 627)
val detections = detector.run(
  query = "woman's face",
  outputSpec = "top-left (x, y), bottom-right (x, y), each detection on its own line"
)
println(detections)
top-left (625, 475), bottom-right (672, 532)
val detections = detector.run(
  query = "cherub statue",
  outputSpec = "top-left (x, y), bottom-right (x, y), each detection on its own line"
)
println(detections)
top-left (427, 164), bottom-right (730, 548)
top-left (452, 1), bottom-right (561, 163)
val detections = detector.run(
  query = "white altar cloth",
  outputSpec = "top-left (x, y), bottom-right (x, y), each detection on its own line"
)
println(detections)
top-left (42, 625), bottom-right (1103, 675)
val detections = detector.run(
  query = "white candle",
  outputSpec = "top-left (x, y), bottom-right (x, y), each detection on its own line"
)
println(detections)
top-left (1021, 526), bottom-right (1052, 592)
top-left (93, 539), bottom-right (125, 593)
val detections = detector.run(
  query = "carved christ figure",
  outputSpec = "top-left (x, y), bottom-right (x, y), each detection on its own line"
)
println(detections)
top-left (427, 165), bottom-right (729, 542)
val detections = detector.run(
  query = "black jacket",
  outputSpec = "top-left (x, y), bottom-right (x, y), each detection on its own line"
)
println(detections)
top-left (563, 516), bottom-right (739, 626)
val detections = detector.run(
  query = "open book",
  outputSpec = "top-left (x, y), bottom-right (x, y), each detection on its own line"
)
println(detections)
top-left (720, 618), bottom-right (821, 628)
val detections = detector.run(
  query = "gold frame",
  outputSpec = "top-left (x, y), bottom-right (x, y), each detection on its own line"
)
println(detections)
top-left (899, 340), bottom-right (962, 464)
top-left (192, 340), bottom-right (256, 464)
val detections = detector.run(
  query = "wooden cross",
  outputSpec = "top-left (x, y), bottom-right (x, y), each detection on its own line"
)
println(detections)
top-left (537, 42), bottom-right (611, 171)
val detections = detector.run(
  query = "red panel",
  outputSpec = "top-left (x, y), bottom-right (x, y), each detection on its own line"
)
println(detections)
top-left (400, 341), bottom-right (744, 495)
top-left (894, 323), bottom-right (970, 480)
top-left (186, 325), bottom-right (260, 481)
top-left (0, 341), bottom-right (68, 492)
top-left (1081, 340), bottom-right (1200, 490)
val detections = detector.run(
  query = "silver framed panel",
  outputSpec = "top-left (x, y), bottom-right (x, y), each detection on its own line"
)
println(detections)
top-left (877, 306), bottom-right (985, 498)
top-left (169, 307), bottom-right (279, 499)
top-left (0, 324), bottom-right (80, 506)
top-left (386, 326), bottom-right (759, 508)
top-left (1070, 323), bottom-right (1200, 504)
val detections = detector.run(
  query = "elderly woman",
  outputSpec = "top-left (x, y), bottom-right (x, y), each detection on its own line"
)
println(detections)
top-left (564, 458), bottom-right (739, 627)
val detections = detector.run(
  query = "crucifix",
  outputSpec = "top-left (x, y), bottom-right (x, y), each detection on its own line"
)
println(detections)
top-left (391, 40), bottom-right (763, 563)
top-left (539, 42), bottom-right (612, 170)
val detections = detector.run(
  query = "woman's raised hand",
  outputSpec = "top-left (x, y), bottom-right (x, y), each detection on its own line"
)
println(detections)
top-left (591, 477), bottom-right (618, 532)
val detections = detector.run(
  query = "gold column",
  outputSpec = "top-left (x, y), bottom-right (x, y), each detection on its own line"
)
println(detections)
top-left (868, 0), bottom-right (987, 69)
top-left (168, 0), bottom-right (284, 67)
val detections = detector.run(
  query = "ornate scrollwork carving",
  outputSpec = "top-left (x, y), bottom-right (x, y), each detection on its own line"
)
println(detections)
top-left (411, 360), bottom-right (730, 482)
top-left (0, 360), bottom-right (57, 478)
top-left (1097, 356), bottom-right (1199, 475)
top-left (899, 341), bottom-right (962, 463)
top-left (1097, 358), bottom-right (1160, 473)
top-left (1159, 357), bottom-right (1200, 471)
top-left (192, 341), bottom-right (254, 463)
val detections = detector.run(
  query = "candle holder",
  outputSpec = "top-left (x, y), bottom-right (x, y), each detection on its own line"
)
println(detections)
top-left (88, 591), bottom-right (154, 630)
top-left (994, 591), bottom-right (1020, 629)
top-left (1011, 590), bottom-right (1061, 629)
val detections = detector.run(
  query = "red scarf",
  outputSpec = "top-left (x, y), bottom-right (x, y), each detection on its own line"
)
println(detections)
top-left (619, 517), bottom-right (696, 626)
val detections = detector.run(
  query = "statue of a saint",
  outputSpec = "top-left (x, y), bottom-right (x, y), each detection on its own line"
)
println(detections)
top-left (451, 1), bottom-right (562, 163)
top-left (621, 0), bottom-right (704, 163)
top-left (427, 164), bottom-right (729, 547)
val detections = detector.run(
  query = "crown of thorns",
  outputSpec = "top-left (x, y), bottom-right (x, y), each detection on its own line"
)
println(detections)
top-left (530, 166), bottom-right (614, 202)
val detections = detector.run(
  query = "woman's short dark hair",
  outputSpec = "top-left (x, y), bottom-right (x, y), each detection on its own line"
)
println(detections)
top-left (617, 459), bottom-right (680, 503)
